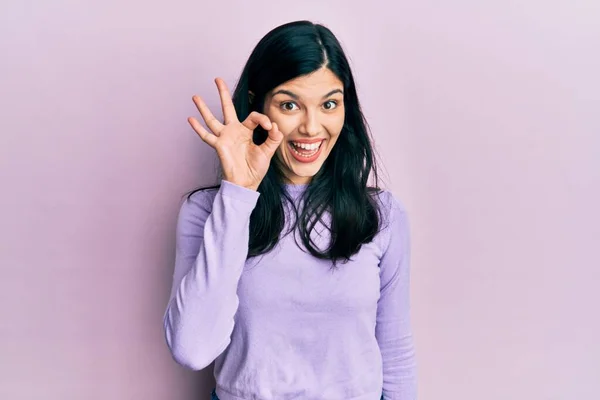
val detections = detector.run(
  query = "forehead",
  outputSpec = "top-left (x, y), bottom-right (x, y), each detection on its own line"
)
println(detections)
top-left (272, 68), bottom-right (343, 96)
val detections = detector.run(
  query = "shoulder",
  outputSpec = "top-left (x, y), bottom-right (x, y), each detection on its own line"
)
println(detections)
top-left (370, 188), bottom-right (410, 253)
top-left (177, 180), bottom-right (261, 228)
top-left (177, 185), bottom-right (221, 228)
top-left (370, 187), bottom-right (408, 224)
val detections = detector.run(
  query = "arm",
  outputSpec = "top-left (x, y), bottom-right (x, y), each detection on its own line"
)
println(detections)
top-left (163, 179), bottom-right (260, 370)
top-left (376, 193), bottom-right (417, 399)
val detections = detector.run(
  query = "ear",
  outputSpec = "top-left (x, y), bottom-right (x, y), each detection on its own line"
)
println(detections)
top-left (248, 90), bottom-right (255, 104)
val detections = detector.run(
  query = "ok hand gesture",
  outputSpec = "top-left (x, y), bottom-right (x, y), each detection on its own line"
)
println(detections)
top-left (188, 78), bottom-right (284, 191)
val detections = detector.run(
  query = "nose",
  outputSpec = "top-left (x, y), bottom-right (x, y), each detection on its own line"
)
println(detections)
top-left (299, 109), bottom-right (321, 136)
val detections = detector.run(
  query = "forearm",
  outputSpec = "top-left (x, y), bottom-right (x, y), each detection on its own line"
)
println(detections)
top-left (163, 180), bottom-right (259, 370)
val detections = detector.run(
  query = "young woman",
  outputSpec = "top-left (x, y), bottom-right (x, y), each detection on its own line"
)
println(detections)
top-left (163, 20), bottom-right (417, 400)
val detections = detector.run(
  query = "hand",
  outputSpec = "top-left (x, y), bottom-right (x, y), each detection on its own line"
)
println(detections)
top-left (188, 78), bottom-right (284, 191)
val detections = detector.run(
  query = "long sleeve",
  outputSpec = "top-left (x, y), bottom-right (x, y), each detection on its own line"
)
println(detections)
top-left (376, 193), bottom-right (417, 399)
top-left (163, 179), bottom-right (260, 370)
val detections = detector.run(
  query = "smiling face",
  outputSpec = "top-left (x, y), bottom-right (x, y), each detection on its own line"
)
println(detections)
top-left (262, 67), bottom-right (345, 185)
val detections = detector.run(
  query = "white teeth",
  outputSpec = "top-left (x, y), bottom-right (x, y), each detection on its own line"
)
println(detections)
top-left (291, 146), bottom-right (319, 157)
top-left (291, 141), bottom-right (322, 150)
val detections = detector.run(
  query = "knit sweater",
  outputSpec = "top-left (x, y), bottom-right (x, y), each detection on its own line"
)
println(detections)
top-left (163, 180), bottom-right (417, 399)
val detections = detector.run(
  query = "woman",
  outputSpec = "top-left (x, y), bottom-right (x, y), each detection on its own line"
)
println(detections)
top-left (163, 20), bottom-right (417, 400)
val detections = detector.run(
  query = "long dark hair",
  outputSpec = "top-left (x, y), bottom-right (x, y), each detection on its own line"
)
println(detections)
top-left (186, 20), bottom-right (389, 269)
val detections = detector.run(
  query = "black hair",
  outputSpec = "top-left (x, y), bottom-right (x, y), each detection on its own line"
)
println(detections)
top-left (186, 20), bottom-right (388, 269)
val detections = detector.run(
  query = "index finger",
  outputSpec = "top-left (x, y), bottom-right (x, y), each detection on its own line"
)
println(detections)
top-left (215, 78), bottom-right (238, 124)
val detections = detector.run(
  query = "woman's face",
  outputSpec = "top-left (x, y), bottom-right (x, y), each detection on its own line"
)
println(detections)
top-left (263, 67), bottom-right (345, 185)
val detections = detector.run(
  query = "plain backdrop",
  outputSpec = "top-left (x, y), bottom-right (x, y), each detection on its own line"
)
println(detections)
top-left (1, 0), bottom-right (598, 399)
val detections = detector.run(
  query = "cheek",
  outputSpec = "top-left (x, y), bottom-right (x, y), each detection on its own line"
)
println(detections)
top-left (271, 118), bottom-right (300, 141)
top-left (325, 115), bottom-right (345, 138)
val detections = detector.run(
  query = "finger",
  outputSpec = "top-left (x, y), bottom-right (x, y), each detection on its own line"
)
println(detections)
top-left (188, 116), bottom-right (218, 148)
top-left (241, 111), bottom-right (272, 132)
top-left (215, 78), bottom-right (238, 124)
top-left (192, 95), bottom-right (223, 134)
top-left (260, 122), bottom-right (284, 157)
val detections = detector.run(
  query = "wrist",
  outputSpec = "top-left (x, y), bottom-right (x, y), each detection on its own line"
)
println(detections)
top-left (223, 179), bottom-right (258, 192)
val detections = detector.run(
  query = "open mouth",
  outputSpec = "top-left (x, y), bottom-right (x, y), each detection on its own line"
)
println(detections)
top-left (287, 140), bottom-right (325, 163)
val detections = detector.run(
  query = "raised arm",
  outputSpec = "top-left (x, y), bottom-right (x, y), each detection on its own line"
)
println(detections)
top-left (163, 180), bottom-right (259, 370)
top-left (164, 76), bottom-right (284, 370)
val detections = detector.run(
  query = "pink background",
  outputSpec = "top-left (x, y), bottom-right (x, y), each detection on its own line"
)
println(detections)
top-left (1, 1), bottom-right (598, 399)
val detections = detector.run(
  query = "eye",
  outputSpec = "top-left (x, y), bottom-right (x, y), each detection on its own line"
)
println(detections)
top-left (323, 100), bottom-right (338, 110)
top-left (280, 101), bottom-right (299, 111)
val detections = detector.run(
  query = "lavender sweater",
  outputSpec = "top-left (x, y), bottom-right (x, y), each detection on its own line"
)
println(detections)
top-left (163, 180), bottom-right (417, 400)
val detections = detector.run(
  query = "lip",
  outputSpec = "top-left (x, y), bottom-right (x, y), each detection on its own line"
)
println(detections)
top-left (287, 140), bottom-right (325, 163)
top-left (288, 138), bottom-right (326, 144)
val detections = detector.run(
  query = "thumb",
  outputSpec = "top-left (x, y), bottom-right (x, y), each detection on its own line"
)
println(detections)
top-left (261, 122), bottom-right (284, 157)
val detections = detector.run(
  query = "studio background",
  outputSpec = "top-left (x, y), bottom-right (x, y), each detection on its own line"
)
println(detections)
top-left (1, 0), bottom-right (598, 399)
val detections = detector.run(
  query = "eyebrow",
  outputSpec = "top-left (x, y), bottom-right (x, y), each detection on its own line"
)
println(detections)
top-left (271, 89), bottom-right (344, 100)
